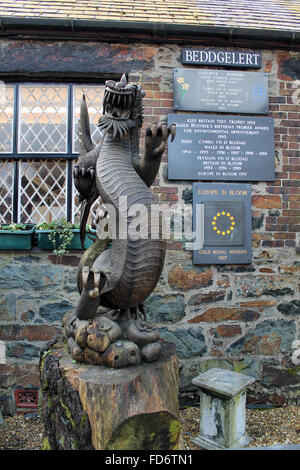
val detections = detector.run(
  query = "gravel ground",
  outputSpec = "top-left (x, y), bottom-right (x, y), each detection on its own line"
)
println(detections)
top-left (181, 405), bottom-right (300, 450)
top-left (0, 406), bottom-right (299, 450)
top-left (0, 414), bottom-right (43, 450)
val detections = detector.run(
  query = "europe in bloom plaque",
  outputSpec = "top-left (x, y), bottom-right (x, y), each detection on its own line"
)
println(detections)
top-left (192, 183), bottom-right (252, 265)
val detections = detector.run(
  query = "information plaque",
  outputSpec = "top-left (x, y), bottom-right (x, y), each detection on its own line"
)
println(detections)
top-left (167, 114), bottom-right (275, 181)
top-left (192, 183), bottom-right (252, 265)
top-left (174, 68), bottom-right (269, 114)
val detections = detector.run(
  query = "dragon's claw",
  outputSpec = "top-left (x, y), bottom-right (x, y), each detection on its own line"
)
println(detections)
top-left (73, 165), bottom-right (79, 178)
top-left (93, 269), bottom-right (101, 289)
top-left (169, 124), bottom-right (176, 142)
top-left (73, 165), bottom-right (95, 180)
top-left (145, 124), bottom-right (176, 157)
top-left (82, 266), bottom-right (90, 287)
top-left (139, 303), bottom-right (146, 321)
top-left (81, 265), bottom-right (110, 299)
top-left (88, 287), bottom-right (100, 299)
top-left (146, 124), bottom-right (175, 140)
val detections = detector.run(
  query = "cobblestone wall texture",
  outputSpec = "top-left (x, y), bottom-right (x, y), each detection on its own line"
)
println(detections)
top-left (0, 40), bottom-right (299, 413)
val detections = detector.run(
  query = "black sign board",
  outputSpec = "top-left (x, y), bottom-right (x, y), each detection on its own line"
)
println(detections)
top-left (167, 114), bottom-right (275, 181)
top-left (192, 183), bottom-right (252, 265)
top-left (182, 49), bottom-right (262, 69)
top-left (174, 68), bottom-right (269, 114)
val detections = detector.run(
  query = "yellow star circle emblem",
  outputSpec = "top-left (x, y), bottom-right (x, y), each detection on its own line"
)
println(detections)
top-left (211, 211), bottom-right (236, 236)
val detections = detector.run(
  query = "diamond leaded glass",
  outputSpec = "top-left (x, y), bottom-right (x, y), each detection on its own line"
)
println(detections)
top-left (0, 83), bottom-right (106, 225)
top-left (0, 159), bottom-right (13, 224)
top-left (19, 159), bottom-right (67, 224)
top-left (0, 85), bottom-right (14, 153)
top-left (18, 85), bottom-right (68, 153)
top-left (72, 85), bottom-right (104, 153)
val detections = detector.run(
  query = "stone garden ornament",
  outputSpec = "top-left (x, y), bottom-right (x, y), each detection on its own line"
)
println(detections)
top-left (63, 74), bottom-right (176, 368)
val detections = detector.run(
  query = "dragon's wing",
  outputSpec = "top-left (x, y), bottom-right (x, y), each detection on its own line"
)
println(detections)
top-left (78, 94), bottom-right (95, 155)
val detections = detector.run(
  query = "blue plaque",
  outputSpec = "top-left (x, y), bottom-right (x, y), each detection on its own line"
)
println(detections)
top-left (167, 114), bottom-right (275, 181)
top-left (174, 68), bottom-right (269, 114)
top-left (192, 183), bottom-right (252, 265)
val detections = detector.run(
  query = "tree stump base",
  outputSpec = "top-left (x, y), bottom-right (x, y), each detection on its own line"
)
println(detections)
top-left (39, 337), bottom-right (183, 450)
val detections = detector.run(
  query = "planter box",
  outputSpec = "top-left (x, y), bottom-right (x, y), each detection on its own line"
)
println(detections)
top-left (36, 228), bottom-right (96, 251)
top-left (0, 225), bottom-right (35, 250)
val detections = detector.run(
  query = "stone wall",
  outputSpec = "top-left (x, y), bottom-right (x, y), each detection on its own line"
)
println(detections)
top-left (0, 252), bottom-right (79, 414)
top-left (0, 40), bottom-right (300, 414)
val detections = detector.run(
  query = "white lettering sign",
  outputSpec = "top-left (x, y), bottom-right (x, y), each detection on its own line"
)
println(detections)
top-left (182, 49), bottom-right (262, 68)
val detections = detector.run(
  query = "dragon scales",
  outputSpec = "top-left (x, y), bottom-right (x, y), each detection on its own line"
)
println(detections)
top-left (63, 74), bottom-right (176, 368)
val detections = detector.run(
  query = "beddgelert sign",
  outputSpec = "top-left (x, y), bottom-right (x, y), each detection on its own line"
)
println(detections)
top-left (182, 49), bottom-right (262, 68)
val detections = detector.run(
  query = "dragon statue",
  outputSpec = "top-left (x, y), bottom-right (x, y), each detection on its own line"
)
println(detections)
top-left (63, 74), bottom-right (176, 368)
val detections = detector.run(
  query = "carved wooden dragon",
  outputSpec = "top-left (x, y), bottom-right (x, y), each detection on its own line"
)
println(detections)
top-left (63, 74), bottom-right (175, 367)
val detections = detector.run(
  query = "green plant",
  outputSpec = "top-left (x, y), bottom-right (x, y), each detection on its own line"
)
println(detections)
top-left (0, 222), bottom-right (27, 231)
top-left (37, 218), bottom-right (87, 256)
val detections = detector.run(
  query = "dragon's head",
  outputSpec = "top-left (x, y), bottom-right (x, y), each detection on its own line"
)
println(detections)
top-left (98, 73), bottom-right (144, 139)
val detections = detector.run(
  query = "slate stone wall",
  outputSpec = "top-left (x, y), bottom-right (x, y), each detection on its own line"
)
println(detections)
top-left (0, 40), bottom-right (300, 413)
top-left (0, 252), bottom-right (79, 414)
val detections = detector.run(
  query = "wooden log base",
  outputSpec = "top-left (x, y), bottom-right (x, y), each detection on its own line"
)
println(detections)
top-left (39, 337), bottom-right (184, 450)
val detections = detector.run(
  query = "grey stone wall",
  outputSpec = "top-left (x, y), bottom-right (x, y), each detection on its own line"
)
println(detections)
top-left (0, 252), bottom-right (79, 414)
top-left (149, 250), bottom-right (300, 406)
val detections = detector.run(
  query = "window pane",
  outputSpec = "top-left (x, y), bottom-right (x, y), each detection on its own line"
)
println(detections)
top-left (72, 85), bottom-right (104, 153)
top-left (0, 85), bottom-right (14, 153)
top-left (18, 85), bottom-right (68, 153)
top-left (19, 159), bottom-right (67, 224)
top-left (0, 159), bottom-right (13, 223)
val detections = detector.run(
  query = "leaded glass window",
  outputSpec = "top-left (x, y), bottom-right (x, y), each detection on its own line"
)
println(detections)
top-left (0, 83), bottom-right (105, 225)
top-left (0, 85), bottom-right (14, 153)
top-left (19, 85), bottom-right (68, 154)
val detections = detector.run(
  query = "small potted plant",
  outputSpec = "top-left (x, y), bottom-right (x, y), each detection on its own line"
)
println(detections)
top-left (0, 222), bottom-right (35, 250)
top-left (36, 218), bottom-right (96, 255)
